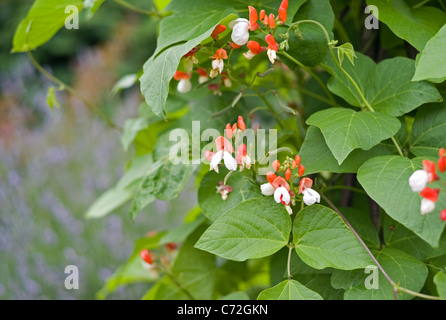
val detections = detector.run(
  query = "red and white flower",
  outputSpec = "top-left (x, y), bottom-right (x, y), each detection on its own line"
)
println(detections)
top-left (261, 172), bottom-right (293, 214)
top-left (409, 159), bottom-right (438, 192)
top-left (139, 249), bottom-right (156, 270)
top-left (210, 48), bottom-right (228, 78)
top-left (205, 136), bottom-right (237, 173)
top-left (265, 34), bottom-right (279, 64)
top-left (243, 40), bottom-right (264, 60)
top-left (235, 143), bottom-right (252, 171)
top-left (197, 68), bottom-right (208, 84)
top-left (173, 71), bottom-right (192, 93)
top-left (216, 181), bottom-right (233, 200)
top-left (420, 187), bottom-right (439, 215)
top-left (298, 177), bottom-right (320, 206)
top-left (229, 18), bottom-right (250, 46)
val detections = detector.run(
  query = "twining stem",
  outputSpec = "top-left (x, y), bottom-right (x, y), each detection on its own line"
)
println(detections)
top-left (287, 244), bottom-right (294, 279)
top-left (27, 51), bottom-right (122, 131)
top-left (157, 263), bottom-right (196, 300)
top-left (278, 50), bottom-right (338, 107)
top-left (320, 192), bottom-right (441, 300)
top-left (285, 19), bottom-right (405, 158)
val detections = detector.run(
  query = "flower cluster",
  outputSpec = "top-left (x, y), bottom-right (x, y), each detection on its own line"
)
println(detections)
top-left (172, 1), bottom-right (288, 94)
top-left (408, 148), bottom-right (446, 220)
top-left (229, 1), bottom-right (288, 64)
top-left (203, 116), bottom-right (250, 175)
top-left (260, 155), bottom-right (320, 215)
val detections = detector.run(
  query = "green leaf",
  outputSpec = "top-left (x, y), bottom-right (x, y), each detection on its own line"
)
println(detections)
top-left (337, 43), bottom-right (356, 66)
top-left (219, 291), bottom-right (250, 300)
top-left (156, 0), bottom-right (238, 53)
top-left (144, 226), bottom-right (216, 300)
top-left (160, 215), bottom-right (205, 245)
top-left (120, 118), bottom-right (149, 151)
top-left (409, 100), bottom-right (446, 158)
top-left (307, 108), bottom-right (400, 164)
top-left (198, 169), bottom-right (263, 221)
top-left (434, 271), bottom-right (446, 299)
top-left (294, 274), bottom-right (344, 300)
top-left (285, 0), bottom-right (334, 67)
top-left (298, 127), bottom-right (397, 175)
top-left (129, 158), bottom-right (198, 219)
top-left (46, 86), bottom-right (60, 109)
top-left (84, 185), bottom-right (135, 219)
top-left (195, 198), bottom-right (291, 261)
top-left (413, 24), bottom-right (446, 83)
top-left (293, 205), bottom-right (373, 270)
top-left (383, 214), bottom-right (446, 261)
top-left (340, 248), bottom-right (428, 300)
top-left (366, 0), bottom-right (446, 51)
top-left (12, 0), bottom-right (84, 52)
top-left (112, 73), bottom-right (138, 95)
top-left (323, 54), bottom-right (442, 116)
top-left (257, 280), bottom-right (323, 300)
top-left (84, 0), bottom-right (105, 18)
top-left (140, 17), bottom-right (236, 118)
top-left (357, 155), bottom-right (446, 247)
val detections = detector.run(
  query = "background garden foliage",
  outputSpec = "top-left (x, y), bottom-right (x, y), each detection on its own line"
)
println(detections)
top-left (6, 0), bottom-right (446, 300)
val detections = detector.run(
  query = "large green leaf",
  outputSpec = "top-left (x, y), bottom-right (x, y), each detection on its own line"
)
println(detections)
top-left (307, 108), bottom-right (400, 164)
top-left (357, 155), bottom-right (446, 247)
top-left (257, 279), bottom-right (323, 300)
top-left (298, 126), bottom-right (396, 175)
top-left (198, 169), bottom-right (263, 221)
top-left (323, 54), bottom-right (442, 116)
top-left (409, 101), bottom-right (446, 158)
top-left (338, 248), bottom-right (428, 300)
top-left (366, 0), bottom-right (446, 51)
top-left (195, 198), bottom-right (291, 261)
top-left (285, 0), bottom-right (334, 67)
top-left (144, 226), bottom-right (216, 300)
top-left (292, 205), bottom-right (373, 270)
top-left (383, 215), bottom-right (446, 261)
top-left (129, 158), bottom-right (198, 219)
top-left (434, 271), bottom-right (446, 299)
top-left (12, 0), bottom-right (84, 52)
top-left (413, 24), bottom-right (446, 83)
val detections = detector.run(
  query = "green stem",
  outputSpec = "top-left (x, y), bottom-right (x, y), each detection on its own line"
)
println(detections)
top-left (279, 50), bottom-right (338, 107)
top-left (28, 51), bottom-right (121, 131)
top-left (286, 244), bottom-right (294, 279)
top-left (321, 192), bottom-right (442, 300)
top-left (251, 87), bottom-right (286, 129)
top-left (113, 0), bottom-right (154, 16)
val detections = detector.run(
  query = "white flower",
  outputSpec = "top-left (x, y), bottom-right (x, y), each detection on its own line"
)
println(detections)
top-left (223, 150), bottom-right (238, 171)
top-left (261, 183), bottom-right (275, 196)
top-left (285, 205), bottom-right (293, 215)
top-left (408, 170), bottom-right (429, 192)
top-left (229, 18), bottom-right (250, 46)
top-left (243, 50), bottom-right (256, 60)
top-left (420, 198), bottom-right (436, 215)
top-left (198, 75), bottom-right (208, 84)
top-left (177, 79), bottom-right (191, 93)
top-left (267, 48), bottom-right (277, 64)
top-left (302, 188), bottom-right (320, 206)
top-left (274, 186), bottom-right (291, 205)
top-left (212, 59), bottom-right (224, 74)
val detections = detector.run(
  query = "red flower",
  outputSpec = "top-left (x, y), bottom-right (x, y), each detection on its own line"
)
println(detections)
top-left (211, 24), bottom-right (226, 40)
top-left (248, 6), bottom-right (260, 31)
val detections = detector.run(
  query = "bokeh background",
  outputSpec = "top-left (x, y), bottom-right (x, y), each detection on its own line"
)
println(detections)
top-left (0, 0), bottom-right (195, 299)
